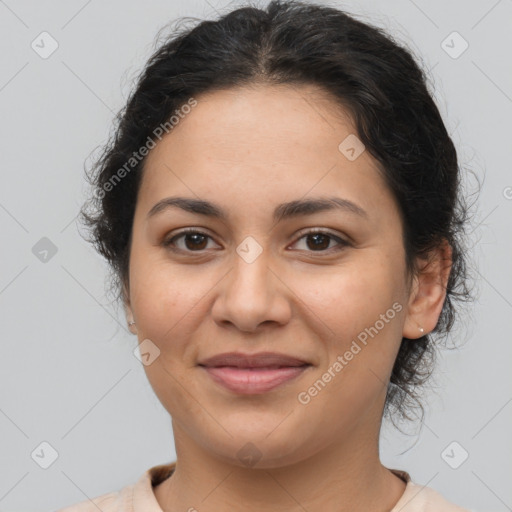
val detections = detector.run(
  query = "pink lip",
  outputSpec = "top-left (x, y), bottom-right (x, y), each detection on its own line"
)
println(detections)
top-left (201, 365), bottom-right (311, 394)
top-left (198, 351), bottom-right (309, 368)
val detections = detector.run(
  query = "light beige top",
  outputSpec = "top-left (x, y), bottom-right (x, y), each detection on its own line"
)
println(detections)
top-left (56, 461), bottom-right (470, 511)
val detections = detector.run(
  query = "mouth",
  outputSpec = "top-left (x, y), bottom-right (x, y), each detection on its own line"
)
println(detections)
top-left (199, 365), bottom-right (312, 394)
top-left (198, 352), bottom-right (312, 394)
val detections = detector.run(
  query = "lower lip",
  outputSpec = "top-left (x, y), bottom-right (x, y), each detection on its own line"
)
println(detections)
top-left (200, 365), bottom-right (311, 394)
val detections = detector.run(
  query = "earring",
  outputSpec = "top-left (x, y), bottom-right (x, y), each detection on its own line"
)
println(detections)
top-left (418, 326), bottom-right (424, 334)
top-left (128, 321), bottom-right (136, 327)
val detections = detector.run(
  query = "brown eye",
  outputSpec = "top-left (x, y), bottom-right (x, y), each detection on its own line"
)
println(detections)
top-left (305, 233), bottom-right (330, 250)
top-left (291, 230), bottom-right (349, 253)
top-left (162, 229), bottom-right (216, 252)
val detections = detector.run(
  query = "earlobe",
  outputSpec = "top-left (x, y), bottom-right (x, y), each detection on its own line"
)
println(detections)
top-left (122, 281), bottom-right (137, 334)
top-left (402, 240), bottom-right (453, 339)
top-left (126, 309), bottom-right (137, 334)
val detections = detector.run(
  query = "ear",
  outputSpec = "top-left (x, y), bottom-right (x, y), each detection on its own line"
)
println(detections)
top-left (402, 239), bottom-right (453, 339)
top-left (122, 280), bottom-right (137, 334)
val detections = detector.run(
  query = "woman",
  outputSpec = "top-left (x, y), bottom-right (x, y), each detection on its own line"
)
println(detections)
top-left (58, 1), bottom-right (474, 510)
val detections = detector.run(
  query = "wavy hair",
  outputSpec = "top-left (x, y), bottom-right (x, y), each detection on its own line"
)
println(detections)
top-left (80, 0), bottom-right (478, 426)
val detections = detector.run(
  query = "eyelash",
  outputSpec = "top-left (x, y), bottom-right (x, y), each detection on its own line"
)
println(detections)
top-left (162, 227), bottom-right (350, 254)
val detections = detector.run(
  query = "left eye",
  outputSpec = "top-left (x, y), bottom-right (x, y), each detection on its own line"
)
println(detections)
top-left (163, 229), bottom-right (348, 254)
top-left (291, 230), bottom-right (349, 252)
top-left (163, 229), bottom-right (217, 252)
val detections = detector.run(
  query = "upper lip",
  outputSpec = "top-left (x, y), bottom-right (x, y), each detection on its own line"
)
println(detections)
top-left (198, 352), bottom-right (311, 368)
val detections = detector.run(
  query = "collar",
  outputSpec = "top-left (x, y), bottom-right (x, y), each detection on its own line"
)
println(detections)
top-left (131, 462), bottom-right (414, 512)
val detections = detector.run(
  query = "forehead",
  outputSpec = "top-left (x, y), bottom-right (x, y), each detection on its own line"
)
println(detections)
top-left (137, 84), bottom-right (397, 225)
top-left (152, 84), bottom-right (356, 161)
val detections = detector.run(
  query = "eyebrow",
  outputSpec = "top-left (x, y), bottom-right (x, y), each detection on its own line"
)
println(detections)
top-left (146, 196), bottom-right (368, 222)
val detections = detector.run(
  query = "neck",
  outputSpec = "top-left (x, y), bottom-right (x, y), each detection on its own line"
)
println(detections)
top-left (154, 418), bottom-right (406, 512)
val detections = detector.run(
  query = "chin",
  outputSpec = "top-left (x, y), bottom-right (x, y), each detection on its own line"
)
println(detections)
top-left (199, 423), bottom-right (321, 470)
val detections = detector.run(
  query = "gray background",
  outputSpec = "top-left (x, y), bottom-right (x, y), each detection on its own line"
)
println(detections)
top-left (0, 0), bottom-right (511, 511)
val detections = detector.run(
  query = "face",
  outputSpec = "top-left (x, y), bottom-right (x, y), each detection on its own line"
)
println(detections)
top-left (125, 84), bottom-right (417, 468)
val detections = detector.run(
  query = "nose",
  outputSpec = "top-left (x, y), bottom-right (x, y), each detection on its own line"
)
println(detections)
top-left (211, 245), bottom-right (292, 333)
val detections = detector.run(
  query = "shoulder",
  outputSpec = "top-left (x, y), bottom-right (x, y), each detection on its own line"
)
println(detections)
top-left (393, 481), bottom-right (471, 511)
top-left (55, 462), bottom-right (176, 512)
top-left (55, 489), bottom-right (125, 512)
top-left (389, 469), bottom-right (470, 512)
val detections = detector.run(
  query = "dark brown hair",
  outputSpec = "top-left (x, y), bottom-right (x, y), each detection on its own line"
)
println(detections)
top-left (80, 0), bottom-right (478, 425)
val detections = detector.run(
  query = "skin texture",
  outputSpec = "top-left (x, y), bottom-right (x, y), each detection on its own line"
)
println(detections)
top-left (123, 83), bottom-right (452, 512)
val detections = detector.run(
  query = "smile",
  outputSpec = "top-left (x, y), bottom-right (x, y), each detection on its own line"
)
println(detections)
top-left (200, 365), bottom-right (312, 394)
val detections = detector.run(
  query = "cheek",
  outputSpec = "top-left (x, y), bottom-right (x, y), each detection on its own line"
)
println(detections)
top-left (300, 255), bottom-right (405, 389)
top-left (299, 256), bottom-right (401, 334)
top-left (129, 250), bottom-right (185, 337)
top-left (129, 251), bottom-right (220, 362)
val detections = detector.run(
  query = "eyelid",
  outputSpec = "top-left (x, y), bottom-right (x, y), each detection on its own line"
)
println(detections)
top-left (163, 227), bottom-right (220, 250)
top-left (290, 228), bottom-right (351, 251)
top-left (293, 227), bottom-right (349, 242)
top-left (163, 227), bottom-right (350, 253)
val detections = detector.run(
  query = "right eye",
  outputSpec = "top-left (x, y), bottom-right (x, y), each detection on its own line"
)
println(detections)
top-left (162, 228), bottom-right (220, 253)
